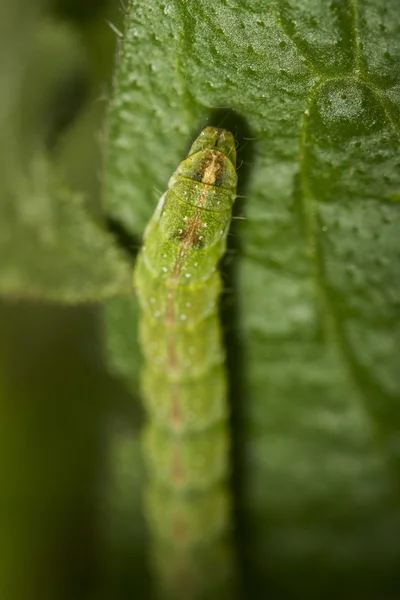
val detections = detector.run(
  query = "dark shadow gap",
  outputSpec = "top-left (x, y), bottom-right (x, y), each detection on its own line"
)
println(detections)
top-left (208, 108), bottom-right (255, 600)
top-left (105, 216), bottom-right (141, 260)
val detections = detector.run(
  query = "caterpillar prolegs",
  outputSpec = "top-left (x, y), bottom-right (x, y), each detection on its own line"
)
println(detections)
top-left (134, 127), bottom-right (238, 599)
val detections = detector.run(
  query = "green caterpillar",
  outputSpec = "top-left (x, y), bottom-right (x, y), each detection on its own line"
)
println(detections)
top-left (134, 127), bottom-right (237, 598)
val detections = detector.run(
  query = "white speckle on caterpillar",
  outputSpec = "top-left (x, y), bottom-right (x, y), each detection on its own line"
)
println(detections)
top-left (180, 314), bottom-right (187, 321)
top-left (185, 273), bottom-right (191, 278)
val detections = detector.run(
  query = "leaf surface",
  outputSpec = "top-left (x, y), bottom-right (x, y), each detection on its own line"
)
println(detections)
top-left (104, 0), bottom-right (400, 594)
top-left (0, 155), bottom-right (131, 302)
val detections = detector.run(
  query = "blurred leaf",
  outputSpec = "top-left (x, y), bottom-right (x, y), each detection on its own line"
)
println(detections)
top-left (19, 18), bottom-right (88, 152)
top-left (104, 425), bottom-right (150, 598)
top-left (104, 0), bottom-right (400, 596)
top-left (0, 155), bottom-right (131, 302)
top-left (0, 8), bottom-right (131, 303)
top-left (54, 3), bottom-right (125, 215)
top-left (103, 295), bottom-right (141, 388)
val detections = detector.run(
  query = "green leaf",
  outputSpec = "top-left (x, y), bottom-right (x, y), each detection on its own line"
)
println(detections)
top-left (0, 12), bottom-right (132, 303)
top-left (103, 295), bottom-right (141, 388)
top-left (0, 155), bottom-right (131, 302)
top-left (104, 0), bottom-right (400, 594)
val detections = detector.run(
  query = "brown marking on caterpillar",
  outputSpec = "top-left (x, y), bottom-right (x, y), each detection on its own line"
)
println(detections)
top-left (166, 322), bottom-right (183, 426)
top-left (200, 150), bottom-right (224, 186)
top-left (177, 215), bottom-right (204, 249)
top-left (175, 154), bottom-right (224, 253)
top-left (170, 383), bottom-right (182, 427)
top-left (175, 562), bottom-right (195, 598)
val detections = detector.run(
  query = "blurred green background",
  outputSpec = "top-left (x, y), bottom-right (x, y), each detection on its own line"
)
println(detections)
top-left (0, 1), bottom-right (144, 598)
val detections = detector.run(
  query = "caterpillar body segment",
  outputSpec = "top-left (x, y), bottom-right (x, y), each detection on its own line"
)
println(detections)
top-left (134, 127), bottom-right (237, 598)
